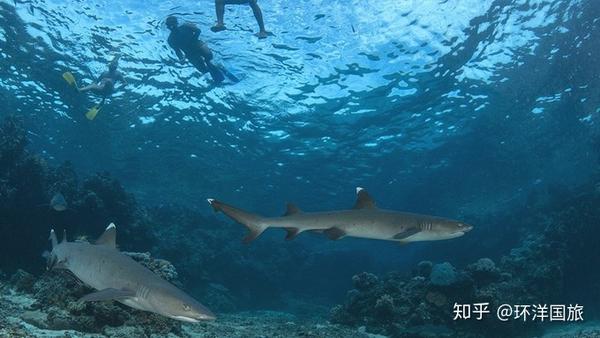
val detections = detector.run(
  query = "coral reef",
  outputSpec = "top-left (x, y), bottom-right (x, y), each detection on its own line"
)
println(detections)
top-left (0, 116), bottom-right (155, 275)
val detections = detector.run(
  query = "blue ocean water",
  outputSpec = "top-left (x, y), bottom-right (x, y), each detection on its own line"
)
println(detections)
top-left (1, 0), bottom-right (599, 336)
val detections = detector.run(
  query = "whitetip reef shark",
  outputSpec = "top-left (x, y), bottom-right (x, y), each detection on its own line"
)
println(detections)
top-left (46, 223), bottom-right (215, 322)
top-left (208, 187), bottom-right (473, 244)
top-left (50, 192), bottom-right (68, 211)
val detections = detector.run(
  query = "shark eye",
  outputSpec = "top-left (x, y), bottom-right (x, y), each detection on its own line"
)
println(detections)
top-left (183, 304), bottom-right (191, 312)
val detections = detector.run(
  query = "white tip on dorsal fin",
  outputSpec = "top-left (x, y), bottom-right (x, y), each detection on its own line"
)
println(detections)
top-left (207, 198), bottom-right (215, 204)
top-left (353, 187), bottom-right (377, 209)
top-left (49, 229), bottom-right (58, 249)
top-left (96, 222), bottom-right (117, 248)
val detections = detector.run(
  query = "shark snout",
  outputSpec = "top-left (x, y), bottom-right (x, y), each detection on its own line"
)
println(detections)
top-left (192, 307), bottom-right (216, 321)
top-left (456, 223), bottom-right (473, 233)
top-left (173, 307), bottom-right (216, 322)
top-left (166, 296), bottom-right (216, 322)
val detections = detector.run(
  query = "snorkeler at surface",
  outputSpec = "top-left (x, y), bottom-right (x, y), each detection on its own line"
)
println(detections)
top-left (166, 16), bottom-right (226, 83)
top-left (211, 0), bottom-right (270, 39)
top-left (62, 55), bottom-right (127, 120)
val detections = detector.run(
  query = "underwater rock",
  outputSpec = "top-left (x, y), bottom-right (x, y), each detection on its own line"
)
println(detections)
top-left (202, 283), bottom-right (237, 313)
top-left (374, 294), bottom-right (395, 319)
top-left (424, 291), bottom-right (447, 308)
top-left (414, 260), bottom-right (433, 278)
top-left (0, 116), bottom-right (27, 167)
top-left (9, 269), bottom-right (35, 293)
top-left (124, 251), bottom-right (180, 285)
top-left (352, 272), bottom-right (379, 291)
top-left (21, 310), bottom-right (49, 329)
top-left (466, 258), bottom-right (500, 285)
top-left (429, 262), bottom-right (458, 287)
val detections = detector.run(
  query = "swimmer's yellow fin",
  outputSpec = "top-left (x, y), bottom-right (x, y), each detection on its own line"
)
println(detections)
top-left (85, 106), bottom-right (100, 120)
top-left (62, 72), bottom-right (77, 86)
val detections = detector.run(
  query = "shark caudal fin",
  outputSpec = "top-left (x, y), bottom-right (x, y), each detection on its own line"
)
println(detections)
top-left (207, 199), bottom-right (266, 243)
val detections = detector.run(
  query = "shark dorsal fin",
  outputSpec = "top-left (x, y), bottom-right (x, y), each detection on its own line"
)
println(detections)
top-left (353, 187), bottom-right (377, 209)
top-left (283, 203), bottom-right (302, 216)
top-left (49, 229), bottom-right (58, 249)
top-left (96, 223), bottom-right (117, 248)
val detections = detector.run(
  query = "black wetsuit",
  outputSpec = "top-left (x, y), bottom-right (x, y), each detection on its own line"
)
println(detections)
top-left (168, 23), bottom-right (224, 82)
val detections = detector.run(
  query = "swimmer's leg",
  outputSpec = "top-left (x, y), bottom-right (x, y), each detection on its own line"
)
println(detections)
top-left (194, 44), bottom-right (224, 83)
top-left (78, 83), bottom-right (105, 94)
top-left (213, 0), bottom-right (255, 32)
top-left (189, 56), bottom-right (209, 74)
top-left (248, 0), bottom-right (268, 38)
top-left (211, 0), bottom-right (227, 32)
top-left (191, 56), bottom-right (224, 83)
top-left (206, 62), bottom-right (225, 83)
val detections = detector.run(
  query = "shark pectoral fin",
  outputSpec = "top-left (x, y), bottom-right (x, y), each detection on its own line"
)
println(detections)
top-left (324, 227), bottom-right (346, 240)
top-left (243, 230), bottom-right (262, 244)
top-left (46, 256), bottom-right (67, 271)
top-left (283, 203), bottom-right (302, 216)
top-left (53, 259), bottom-right (68, 270)
top-left (393, 228), bottom-right (420, 240)
top-left (353, 187), bottom-right (377, 209)
top-left (79, 288), bottom-right (135, 302)
top-left (284, 227), bottom-right (300, 240)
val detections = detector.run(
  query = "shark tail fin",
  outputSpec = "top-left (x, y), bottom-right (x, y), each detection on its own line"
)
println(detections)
top-left (207, 199), bottom-right (266, 243)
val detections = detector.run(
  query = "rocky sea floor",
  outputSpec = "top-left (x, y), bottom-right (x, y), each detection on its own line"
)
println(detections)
top-left (1, 279), bottom-right (598, 338)
top-left (0, 284), bottom-right (375, 338)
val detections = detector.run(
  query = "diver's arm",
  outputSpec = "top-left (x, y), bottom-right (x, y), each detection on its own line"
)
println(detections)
top-left (182, 22), bottom-right (200, 40)
top-left (191, 26), bottom-right (200, 40)
top-left (117, 72), bottom-right (128, 87)
top-left (96, 72), bottom-right (108, 83)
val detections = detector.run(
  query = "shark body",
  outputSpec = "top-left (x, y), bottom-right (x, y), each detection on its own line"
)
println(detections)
top-left (47, 223), bottom-right (215, 322)
top-left (208, 187), bottom-right (472, 244)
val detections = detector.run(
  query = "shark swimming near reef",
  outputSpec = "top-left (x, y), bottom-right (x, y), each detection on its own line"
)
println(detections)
top-left (208, 187), bottom-right (472, 244)
top-left (46, 223), bottom-right (215, 322)
top-left (50, 192), bottom-right (68, 211)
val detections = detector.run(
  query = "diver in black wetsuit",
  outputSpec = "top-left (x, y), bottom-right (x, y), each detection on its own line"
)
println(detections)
top-left (166, 16), bottom-right (225, 83)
